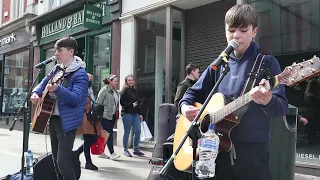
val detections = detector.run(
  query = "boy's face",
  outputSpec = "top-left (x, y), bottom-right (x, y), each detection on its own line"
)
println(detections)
top-left (225, 24), bottom-right (258, 54)
top-left (55, 47), bottom-right (74, 64)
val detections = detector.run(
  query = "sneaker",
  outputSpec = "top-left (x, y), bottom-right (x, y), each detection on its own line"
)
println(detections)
top-left (110, 152), bottom-right (121, 160)
top-left (133, 149), bottom-right (145, 156)
top-left (85, 163), bottom-right (98, 171)
top-left (98, 153), bottom-right (110, 159)
top-left (123, 150), bottom-right (132, 157)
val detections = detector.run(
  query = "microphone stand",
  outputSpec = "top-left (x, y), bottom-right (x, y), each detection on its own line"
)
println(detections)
top-left (159, 62), bottom-right (230, 180)
top-left (9, 68), bottom-right (43, 180)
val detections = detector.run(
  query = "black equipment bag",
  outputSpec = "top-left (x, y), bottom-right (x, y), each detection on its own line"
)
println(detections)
top-left (147, 103), bottom-right (191, 180)
top-left (33, 151), bottom-right (81, 180)
top-left (86, 95), bottom-right (104, 123)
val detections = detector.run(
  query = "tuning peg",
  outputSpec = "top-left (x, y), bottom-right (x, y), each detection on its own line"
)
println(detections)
top-left (292, 62), bottom-right (297, 65)
top-left (299, 64), bottom-right (304, 68)
top-left (300, 73), bottom-right (305, 78)
top-left (290, 78), bottom-right (295, 83)
top-left (308, 60), bottom-right (314, 64)
top-left (310, 69), bottom-right (315, 73)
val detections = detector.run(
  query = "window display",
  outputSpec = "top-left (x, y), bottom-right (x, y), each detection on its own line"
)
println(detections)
top-left (2, 50), bottom-right (29, 114)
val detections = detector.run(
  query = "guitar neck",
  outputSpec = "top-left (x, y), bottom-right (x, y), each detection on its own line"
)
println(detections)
top-left (211, 75), bottom-right (279, 123)
top-left (211, 92), bottom-right (252, 123)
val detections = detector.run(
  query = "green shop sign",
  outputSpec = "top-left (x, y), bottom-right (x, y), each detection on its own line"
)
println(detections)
top-left (83, 5), bottom-right (102, 30)
top-left (41, 2), bottom-right (109, 39)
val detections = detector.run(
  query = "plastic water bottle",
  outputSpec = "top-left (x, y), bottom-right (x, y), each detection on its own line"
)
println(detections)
top-left (195, 123), bottom-right (220, 179)
top-left (25, 150), bottom-right (33, 176)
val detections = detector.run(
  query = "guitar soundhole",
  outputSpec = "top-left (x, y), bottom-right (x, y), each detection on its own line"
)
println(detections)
top-left (200, 114), bottom-right (211, 133)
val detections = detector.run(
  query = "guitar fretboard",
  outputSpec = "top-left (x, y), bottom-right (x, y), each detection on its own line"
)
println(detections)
top-left (210, 92), bottom-right (253, 123)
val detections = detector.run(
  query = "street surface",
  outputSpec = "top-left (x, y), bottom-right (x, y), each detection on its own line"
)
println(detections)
top-left (0, 120), bottom-right (319, 179)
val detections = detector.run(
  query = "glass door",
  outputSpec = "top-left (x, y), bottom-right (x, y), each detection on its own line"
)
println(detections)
top-left (89, 32), bottom-right (112, 96)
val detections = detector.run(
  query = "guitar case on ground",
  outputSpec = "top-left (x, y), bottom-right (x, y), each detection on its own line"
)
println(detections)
top-left (0, 151), bottom-right (81, 180)
top-left (147, 103), bottom-right (191, 180)
top-left (33, 151), bottom-right (81, 180)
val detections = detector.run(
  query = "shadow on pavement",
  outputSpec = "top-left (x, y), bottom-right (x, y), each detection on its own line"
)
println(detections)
top-left (96, 166), bottom-right (145, 180)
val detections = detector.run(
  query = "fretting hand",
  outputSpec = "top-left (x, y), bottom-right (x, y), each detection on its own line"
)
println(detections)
top-left (47, 83), bottom-right (58, 92)
top-left (250, 79), bottom-right (273, 106)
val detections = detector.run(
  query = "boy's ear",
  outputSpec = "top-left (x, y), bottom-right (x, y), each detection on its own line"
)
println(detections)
top-left (252, 27), bottom-right (258, 38)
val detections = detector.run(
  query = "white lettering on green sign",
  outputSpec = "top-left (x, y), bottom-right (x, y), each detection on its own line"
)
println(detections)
top-left (41, 2), bottom-right (107, 38)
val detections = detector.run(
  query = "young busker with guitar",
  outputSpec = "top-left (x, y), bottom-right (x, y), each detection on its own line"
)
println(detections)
top-left (179, 4), bottom-right (288, 180)
top-left (30, 36), bottom-right (88, 180)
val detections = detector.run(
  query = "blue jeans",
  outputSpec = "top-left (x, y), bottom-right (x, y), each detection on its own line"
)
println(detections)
top-left (122, 113), bottom-right (141, 150)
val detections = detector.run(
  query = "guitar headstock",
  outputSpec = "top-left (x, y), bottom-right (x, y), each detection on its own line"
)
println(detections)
top-left (277, 55), bottom-right (320, 87)
top-left (51, 67), bottom-right (65, 84)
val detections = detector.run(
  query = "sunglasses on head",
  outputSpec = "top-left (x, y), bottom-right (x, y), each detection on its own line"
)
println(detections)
top-left (125, 74), bottom-right (134, 79)
top-left (109, 74), bottom-right (117, 80)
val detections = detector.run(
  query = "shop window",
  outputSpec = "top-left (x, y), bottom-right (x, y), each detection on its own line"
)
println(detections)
top-left (3, 50), bottom-right (29, 114)
top-left (144, 44), bottom-right (155, 73)
top-left (244, 0), bottom-right (320, 167)
top-left (15, 76), bottom-right (23, 88)
top-left (10, 0), bottom-right (24, 20)
top-left (45, 48), bottom-right (56, 76)
top-left (3, 77), bottom-right (8, 88)
top-left (147, 14), bottom-right (156, 30)
top-left (5, 57), bottom-right (9, 67)
top-left (4, 68), bottom-right (9, 75)
top-left (16, 55), bottom-right (23, 68)
top-left (92, 33), bottom-right (111, 96)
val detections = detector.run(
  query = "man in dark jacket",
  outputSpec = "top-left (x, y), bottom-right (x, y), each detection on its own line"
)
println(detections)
top-left (30, 36), bottom-right (88, 180)
top-left (174, 63), bottom-right (200, 108)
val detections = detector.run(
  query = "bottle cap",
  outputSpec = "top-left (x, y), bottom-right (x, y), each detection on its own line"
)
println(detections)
top-left (208, 123), bottom-right (215, 131)
top-left (27, 150), bottom-right (32, 153)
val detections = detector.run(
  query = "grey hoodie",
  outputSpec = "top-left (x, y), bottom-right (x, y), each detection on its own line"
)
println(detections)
top-left (52, 56), bottom-right (86, 116)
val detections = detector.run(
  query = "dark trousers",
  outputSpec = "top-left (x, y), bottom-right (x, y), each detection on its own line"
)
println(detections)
top-left (76, 134), bottom-right (97, 164)
top-left (101, 115), bottom-right (116, 154)
top-left (209, 143), bottom-right (270, 180)
top-left (49, 116), bottom-right (77, 180)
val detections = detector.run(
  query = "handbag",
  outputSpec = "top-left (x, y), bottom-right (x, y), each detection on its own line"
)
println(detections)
top-left (90, 127), bottom-right (109, 155)
top-left (90, 134), bottom-right (105, 155)
top-left (86, 95), bottom-right (104, 123)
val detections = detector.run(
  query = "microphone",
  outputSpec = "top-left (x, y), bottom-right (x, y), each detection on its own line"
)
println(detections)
top-left (211, 39), bottom-right (239, 70)
top-left (35, 56), bottom-right (57, 69)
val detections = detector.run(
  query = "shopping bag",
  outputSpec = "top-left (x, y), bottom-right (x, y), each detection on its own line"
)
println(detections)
top-left (101, 130), bottom-right (109, 144)
top-left (91, 130), bottom-right (109, 155)
top-left (140, 121), bottom-right (153, 142)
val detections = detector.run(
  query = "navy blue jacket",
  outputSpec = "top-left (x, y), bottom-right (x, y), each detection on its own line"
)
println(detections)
top-left (179, 41), bottom-right (288, 143)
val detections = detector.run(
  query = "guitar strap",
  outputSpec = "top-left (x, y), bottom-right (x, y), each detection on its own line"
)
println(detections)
top-left (229, 53), bottom-right (266, 166)
top-left (241, 53), bottom-right (266, 95)
top-left (61, 70), bottom-right (78, 88)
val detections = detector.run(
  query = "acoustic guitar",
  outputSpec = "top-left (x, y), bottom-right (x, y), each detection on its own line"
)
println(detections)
top-left (173, 56), bottom-right (320, 172)
top-left (31, 66), bottom-right (66, 133)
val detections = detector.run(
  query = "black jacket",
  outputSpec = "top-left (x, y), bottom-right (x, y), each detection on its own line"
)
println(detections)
top-left (174, 77), bottom-right (197, 108)
top-left (120, 87), bottom-right (141, 114)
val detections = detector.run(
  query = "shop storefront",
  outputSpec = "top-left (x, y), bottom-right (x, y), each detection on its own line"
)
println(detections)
top-left (121, 0), bottom-right (320, 173)
top-left (29, 0), bottom-right (121, 96)
top-left (0, 14), bottom-right (36, 116)
top-left (28, 0), bottom-right (121, 141)
top-left (119, 0), bottom-right (234, 146)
